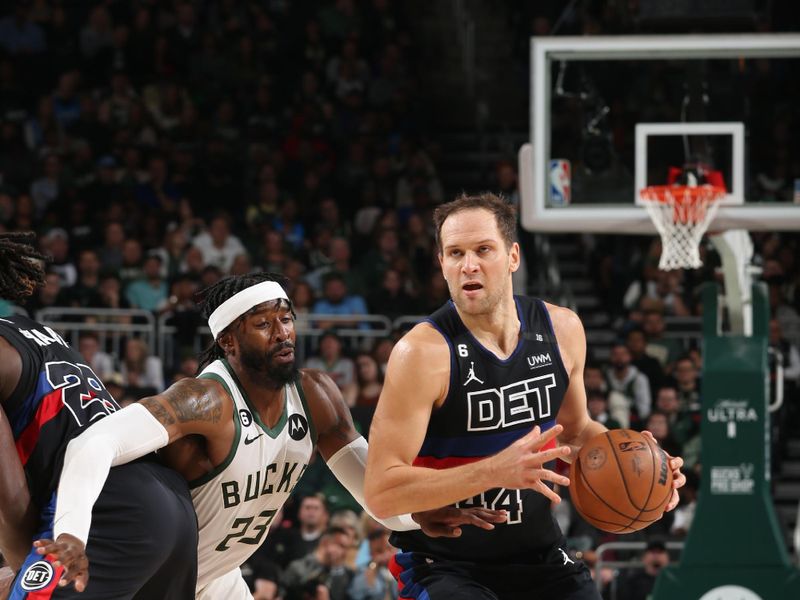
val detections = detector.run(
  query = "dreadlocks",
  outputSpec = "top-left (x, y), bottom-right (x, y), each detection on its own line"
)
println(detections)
top-left (0, 231), bottom-right (47, 302)
top-left (195, 272), bottom-right (294, 372)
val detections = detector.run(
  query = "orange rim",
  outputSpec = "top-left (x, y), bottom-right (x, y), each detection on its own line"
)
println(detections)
top-left (640, 185), bottom-right (726, 205)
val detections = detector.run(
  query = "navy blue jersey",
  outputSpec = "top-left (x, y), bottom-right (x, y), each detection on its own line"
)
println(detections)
top-left (0, 315), bottom-right (120, 510)
top-left (392, 296), bottom-right (570, 564)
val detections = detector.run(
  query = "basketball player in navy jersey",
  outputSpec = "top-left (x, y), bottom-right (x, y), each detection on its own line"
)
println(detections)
top-left (35, 272), bottom-right (507, 599)
top-left (364, 194), bottom-right (686, 600)
top-left (0, 232), bottom-right (198, 599)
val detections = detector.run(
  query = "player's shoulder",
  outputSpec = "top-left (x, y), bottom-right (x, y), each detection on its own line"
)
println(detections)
top-left (166, 375), bottom-right (231, 407)
top-left (296, 368), bottom-right (350, 432)
top-left (390, 321), bottom-right (451, 364)
top-left (297, 368), bottom-right (336, 396)
top-left (296, 368), bottom-right (345, 411)
top-left (540, 300), bottom-right (584, 337)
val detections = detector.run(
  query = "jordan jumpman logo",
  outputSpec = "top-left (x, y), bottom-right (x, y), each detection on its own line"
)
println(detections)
top-left (463, 361), bottom-right (484, 386)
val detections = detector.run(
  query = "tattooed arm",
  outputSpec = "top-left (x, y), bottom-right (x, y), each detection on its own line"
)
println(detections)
top-left (31, 379), bottom-right (231, 591)
top-left (139, 377), bottom-right (229, 441)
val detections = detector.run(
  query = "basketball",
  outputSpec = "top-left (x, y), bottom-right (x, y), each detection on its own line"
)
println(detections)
top-left (569, 429), bottom-right (674, 533)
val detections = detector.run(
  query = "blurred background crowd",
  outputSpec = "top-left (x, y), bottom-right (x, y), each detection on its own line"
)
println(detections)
top-left (1, 1), bottom-right (800, 599)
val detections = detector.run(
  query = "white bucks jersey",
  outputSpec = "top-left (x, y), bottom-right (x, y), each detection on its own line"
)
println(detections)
top-left (191, 360), bottom-right (315, 587)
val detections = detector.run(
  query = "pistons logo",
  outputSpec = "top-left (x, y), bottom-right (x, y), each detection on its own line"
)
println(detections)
top-left (21, 560), bottom-right (54, 591)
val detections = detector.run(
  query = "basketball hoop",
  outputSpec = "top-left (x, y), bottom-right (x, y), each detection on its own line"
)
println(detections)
top-left (640, 184), bottom-right (726, 270)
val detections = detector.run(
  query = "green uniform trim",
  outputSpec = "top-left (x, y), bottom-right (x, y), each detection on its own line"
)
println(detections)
top-left (294, 373), bottom-right (318, 446)
top-left (221, 359), bottom-right (287, 439)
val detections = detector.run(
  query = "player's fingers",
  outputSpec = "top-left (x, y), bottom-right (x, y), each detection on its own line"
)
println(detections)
top-left (528, 424), bottom-right (563, 451)
top-left (468, 508), bottom-right (508, 524)
top-left (56, 553), bottom-right (88, 578)
top-left (640, 429), bottom-right (655, 443)
top-left (33, 539), bottom-right (55, 553)
top-left (423, 523), bottom-right (462, 538)
top-left (669, 456), bottom-right (684, 472)
top-left (529, 467), bottom-right (570, 488)
top-left (518, 425), bottom-right (541, 446)
top-left (532, 445), bottom-right (571, 464)
top-left (455, 511), bottom-right (500, 531)
top-left (641, 430), bottom-right (671, 453)
top-left (533, 480), bottom-right (562, 504)
top-left (58, 563), bottom-right (85, 588)
top-left (672, 469), bottom-right (686, 489)
top-left (51, 550), bottom-right (74, 568)
top-left (34, 542), bottom-right (62, 557)
top-left (665, 489), bottom-right (680, 512)
top-left (74, 571), bottom-right (89, 593)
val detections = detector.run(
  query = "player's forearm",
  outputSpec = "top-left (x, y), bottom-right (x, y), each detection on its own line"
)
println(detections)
top-left (0, 410), bottom-right (35, 570)
top-left (557, 419), bottom-right (608, 463)
top-left (0, 500), bottom-right (35, 572)
top-left (365, 459), bottom-right (497, 519)
top-left (54, 404), bottom-right (169, 543)
top-left (326, 437), bottom-right (418, 531)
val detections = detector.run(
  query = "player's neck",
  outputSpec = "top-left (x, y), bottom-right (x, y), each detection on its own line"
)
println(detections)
top-left (228, 359), bottom-right (287, 424)
top-left (457, 296), bottom-right (520, 357)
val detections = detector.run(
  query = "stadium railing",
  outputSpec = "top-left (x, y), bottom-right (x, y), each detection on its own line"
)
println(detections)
top-left (593, 540), bottom-right (685, 599)
top-left (36, 307), bottom-right (158, 360)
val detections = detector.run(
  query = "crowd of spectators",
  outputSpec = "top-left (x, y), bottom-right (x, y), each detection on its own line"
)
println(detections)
top-left (0, 2), bottom-right (436, 598)
top-left (2, 2), bottom-right (800, 600)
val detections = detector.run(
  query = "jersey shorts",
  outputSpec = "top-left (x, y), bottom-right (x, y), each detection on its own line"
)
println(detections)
top-left (11, 459), bottom-right (198, 600)
top-left (388, 543), bottom-right (601, 600)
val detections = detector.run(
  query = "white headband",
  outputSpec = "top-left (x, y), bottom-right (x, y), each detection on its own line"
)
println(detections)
top-left (208, 281), bottom-right (289, 339)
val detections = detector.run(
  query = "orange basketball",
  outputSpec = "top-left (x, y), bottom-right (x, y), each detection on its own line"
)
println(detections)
top-left (569, 429), bottom-right (674, 533)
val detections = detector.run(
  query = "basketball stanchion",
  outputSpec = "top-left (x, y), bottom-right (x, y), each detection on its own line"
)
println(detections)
top-left (639, 191), bottom-right (800, 600)
top-left (639, 184), bottom-right (725, 270)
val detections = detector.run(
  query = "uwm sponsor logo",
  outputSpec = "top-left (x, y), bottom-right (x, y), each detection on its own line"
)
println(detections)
top-left (467, 374), bottom-right (556, 431)
top-left (527, 353), bottom-right (553, 369)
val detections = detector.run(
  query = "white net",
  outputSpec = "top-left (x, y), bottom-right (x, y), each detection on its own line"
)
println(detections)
top-left (640, 185), bottom-right (725, 270)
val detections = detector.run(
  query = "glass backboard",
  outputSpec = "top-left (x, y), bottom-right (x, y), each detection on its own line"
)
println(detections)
top-left (519, 34), bottom-right (800, 233)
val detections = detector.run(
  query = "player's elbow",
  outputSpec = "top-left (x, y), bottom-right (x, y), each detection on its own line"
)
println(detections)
top-left (365, 494), bottom-right (395, 520)
top-left (364, 474), bottom-right (395, 520)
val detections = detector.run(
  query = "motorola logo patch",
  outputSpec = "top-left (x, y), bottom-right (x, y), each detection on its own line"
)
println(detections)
top-left (288, 414), bottom-right (308, 441)
top-left (21, 560), bottom-right (54, 591)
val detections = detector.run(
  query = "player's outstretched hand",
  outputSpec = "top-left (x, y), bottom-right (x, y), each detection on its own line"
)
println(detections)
top-left (32, 533), bottom-right (88, 592)
top-left (641, 430), bottom-right (686, 512)
top-left (412, 506), bottom-right (508, 538)
top-left (0, 566), bottom-right (15, 600)
top-left (487, 424), bottom-right (571, 504)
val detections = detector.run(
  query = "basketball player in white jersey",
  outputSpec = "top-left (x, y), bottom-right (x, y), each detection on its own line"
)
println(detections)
top-left (34, 273), bottom-right (505, 599)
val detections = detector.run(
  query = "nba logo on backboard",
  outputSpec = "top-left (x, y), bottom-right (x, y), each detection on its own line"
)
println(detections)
top-left (549, 159), bottom-right (571, 206)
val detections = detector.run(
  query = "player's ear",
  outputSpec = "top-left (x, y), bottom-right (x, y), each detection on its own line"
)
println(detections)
top-left (508, 242), bottom-right (521, 273)
top-left (217, 331), bottom-right (236, 356)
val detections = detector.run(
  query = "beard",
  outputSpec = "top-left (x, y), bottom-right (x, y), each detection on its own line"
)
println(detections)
top-left (450, 281), bottom-right (507, 316)
top-left (240, 340), bottom-right (298, 387)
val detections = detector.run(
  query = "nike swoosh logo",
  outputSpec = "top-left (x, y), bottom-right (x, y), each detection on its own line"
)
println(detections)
top-left (244, 433), bottom-right (264, 445)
